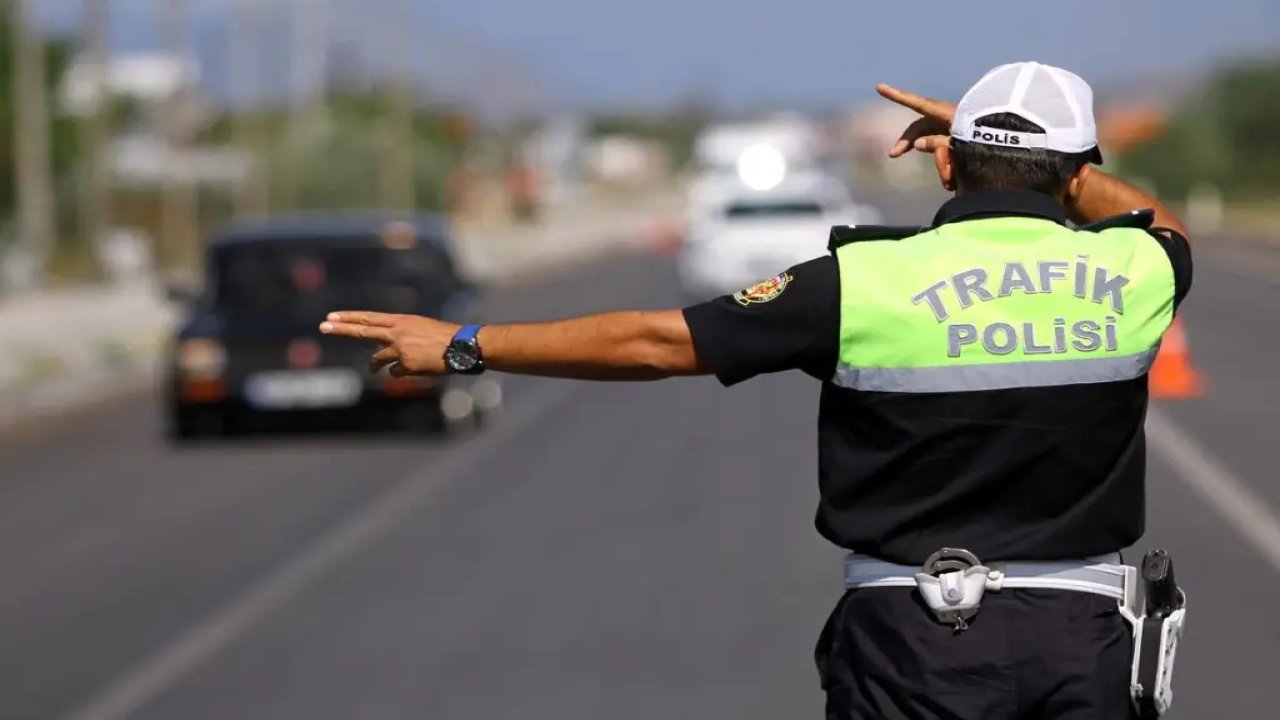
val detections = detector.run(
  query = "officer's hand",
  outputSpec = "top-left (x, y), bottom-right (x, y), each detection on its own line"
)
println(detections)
top-left (876, 84), bottom-right (957, 158)
top-left (319, 311), bottom-right (460, 377)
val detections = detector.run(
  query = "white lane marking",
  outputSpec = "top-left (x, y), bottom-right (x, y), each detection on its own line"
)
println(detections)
top-left (1147, 408), bottom-right (1280, 574)
top-left (65, 381), bottom-right (577, 720)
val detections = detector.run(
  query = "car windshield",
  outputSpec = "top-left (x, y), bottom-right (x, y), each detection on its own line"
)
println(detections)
top-left (210, 238), bottom-right (455, 322)
top-left (724, 201), bottom-right (825, 219)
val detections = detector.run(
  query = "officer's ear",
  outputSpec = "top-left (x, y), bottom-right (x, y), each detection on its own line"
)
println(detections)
top-left (1066, 163), bottom-right (1092, 205)
top-left (934, 145), bottom-right (956, 192)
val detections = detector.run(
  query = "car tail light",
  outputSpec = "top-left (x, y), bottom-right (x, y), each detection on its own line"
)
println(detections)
top-left (180, 378), bottom-right (227, 403)
top-left (177, 339), bottom-right (227, 379)
top-left (287, 338), bottom-right (322, 369)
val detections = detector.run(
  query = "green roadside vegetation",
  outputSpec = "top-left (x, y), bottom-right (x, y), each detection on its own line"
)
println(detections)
top-left (1117, 56), bottom-right (1280, 232)
top-left (198, 92), bottom-right (471, 214)
top-left (0, 12), bottom-right (481, 282)
top-left (0, 12), bottom-right (80, 276)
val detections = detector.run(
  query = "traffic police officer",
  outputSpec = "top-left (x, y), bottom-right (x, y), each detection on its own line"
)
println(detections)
top-left (321, 62), bottom-right (1192, 719)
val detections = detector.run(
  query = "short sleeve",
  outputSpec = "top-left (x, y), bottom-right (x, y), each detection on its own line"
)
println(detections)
top-left (1149, 227), bottom-right (1192, 310)
top-left (681, 255), bottom-right (840, 386)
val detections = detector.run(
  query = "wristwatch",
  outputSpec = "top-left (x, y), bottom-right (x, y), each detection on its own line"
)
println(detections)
top-left (444, 324), bottom-right (486, 375)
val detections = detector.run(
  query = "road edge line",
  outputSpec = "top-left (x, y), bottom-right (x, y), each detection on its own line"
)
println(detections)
top-left (62, 380), bottom-right (579, 720)
top-left (1147, 407), bottom-right (1280, 575)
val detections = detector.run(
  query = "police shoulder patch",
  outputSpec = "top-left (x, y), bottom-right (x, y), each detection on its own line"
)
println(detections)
top-left (733, 272), bottom-right (794, 307)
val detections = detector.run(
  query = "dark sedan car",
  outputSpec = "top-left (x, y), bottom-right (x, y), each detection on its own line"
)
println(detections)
top-left (165, 213), bottom-right (500, 440)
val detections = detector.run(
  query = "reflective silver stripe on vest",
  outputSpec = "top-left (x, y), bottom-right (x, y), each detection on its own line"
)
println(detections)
top-left (833, 349), bottom-right (1159, 393)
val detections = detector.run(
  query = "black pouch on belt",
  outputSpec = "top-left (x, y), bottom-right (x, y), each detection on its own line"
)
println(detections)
top-left (1130, 549), bottom-right (1188, 718)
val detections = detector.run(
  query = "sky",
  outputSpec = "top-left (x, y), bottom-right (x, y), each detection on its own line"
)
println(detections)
top-left (40, 0), bottom-right (1280, 112)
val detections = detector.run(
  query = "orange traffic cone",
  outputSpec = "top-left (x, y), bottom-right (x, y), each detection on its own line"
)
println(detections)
top-left (1150, 317), bottom-right (1205, 399)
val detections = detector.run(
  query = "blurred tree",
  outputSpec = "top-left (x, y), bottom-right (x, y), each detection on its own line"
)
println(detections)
top-left (1120, 57), bottom-right (1280, 201)
top-left (75, 0), bottom-right (110, 281)
top-left (1214, 59), bottom-right (1280, 197)
top-left (199, 91), bottom-right (469, 216)
top-left (0, 7), bottom-right (78, 233)
top-left (442, 112), bottom-right (471, 143)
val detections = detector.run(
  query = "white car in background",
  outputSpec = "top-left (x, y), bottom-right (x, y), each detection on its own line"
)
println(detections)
top-left (678, 161), bottom-right (882, 300)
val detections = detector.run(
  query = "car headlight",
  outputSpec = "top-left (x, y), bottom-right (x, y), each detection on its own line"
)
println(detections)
top-left (177, 339), bottom-right (227, 379)
top-left (737, 144), bottom-right (787, 191)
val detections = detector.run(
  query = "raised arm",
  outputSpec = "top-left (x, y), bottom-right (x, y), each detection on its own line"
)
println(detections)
top-left (875, 82), bottom-right (1191, 240)
top-left (320, 310), bottom-right (706, 380)
top-left (1064, 166), bottom-right (1190, 241)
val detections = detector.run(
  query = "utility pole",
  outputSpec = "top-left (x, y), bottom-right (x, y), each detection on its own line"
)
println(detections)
top-left (230, 0), bottom-right (268, 216)
top-left (12, 0), bottom-right (56, 287)
top-left (78, 0), bottom-right (110, 280)
top-left (378, 0), bottom-right (415, 210)
top-left (160, 0), bottom-right (198, 270)
top-left (282, 0), bottom-right (330, 210)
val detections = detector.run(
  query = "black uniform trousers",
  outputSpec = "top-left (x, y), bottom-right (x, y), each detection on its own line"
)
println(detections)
top-left (815, 587), bottom-right (1136, 719)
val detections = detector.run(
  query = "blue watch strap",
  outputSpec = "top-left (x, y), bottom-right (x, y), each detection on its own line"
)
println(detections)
top-left (453, 324), bottom-right (484, 344)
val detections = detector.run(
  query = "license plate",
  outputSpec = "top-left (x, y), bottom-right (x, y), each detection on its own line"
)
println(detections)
top-left (244, 370), bottom-right (363, 409)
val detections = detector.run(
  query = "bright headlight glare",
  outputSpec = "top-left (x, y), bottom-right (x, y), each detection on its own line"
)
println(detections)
top-left (736, 144), bottom-right (787, 191)
top-left (178, 339), bottom-right (227, 378)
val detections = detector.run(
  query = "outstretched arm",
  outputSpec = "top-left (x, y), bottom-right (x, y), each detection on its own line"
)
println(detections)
top-left (320, 310), bottom-right (706, 380)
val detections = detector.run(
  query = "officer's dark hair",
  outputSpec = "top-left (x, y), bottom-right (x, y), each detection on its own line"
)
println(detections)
top-left (951, 113), bottom-right (1093, 196)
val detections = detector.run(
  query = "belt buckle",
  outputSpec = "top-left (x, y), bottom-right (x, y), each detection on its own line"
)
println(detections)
top-left (917, 548), bottom-right (990, 632)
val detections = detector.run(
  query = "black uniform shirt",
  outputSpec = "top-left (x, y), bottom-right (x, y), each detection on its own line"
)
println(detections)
top-left (683, 189), bottom-right (1193, 564)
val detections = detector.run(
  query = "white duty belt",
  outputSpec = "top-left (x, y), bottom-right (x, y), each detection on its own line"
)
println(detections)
top-left (843, 548), bottom-right (1139, 630)
top-left (842, 546), bottom-right (1186, 717)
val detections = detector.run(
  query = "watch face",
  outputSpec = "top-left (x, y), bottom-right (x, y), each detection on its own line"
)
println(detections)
top-left (446, 341), bottom-right (480, 372)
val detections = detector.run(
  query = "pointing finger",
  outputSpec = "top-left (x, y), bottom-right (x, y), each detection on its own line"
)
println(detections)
top-left (319, 321), bottom-right (395, 344)
top-left (875, 83), bottom-right (956, 122)
top-left (889, 117), bottom-right (945, 158)
top-left (325, 311), bottom-right (398, 327)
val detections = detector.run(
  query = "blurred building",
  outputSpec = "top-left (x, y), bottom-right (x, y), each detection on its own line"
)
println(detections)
top-left (838, 103), bottom-right (934, 188)
top-left (1090, 72), bottom-right (1188, 158)
top-left (1097, 105), bottom-right (1170, 154)
top-left (524, 117), bottom-right (589, 203)
top-left (587, 135), bottom-right (672, 186)
top-left (60, 51), bottom-right (245, 188)
top-left (62, 52), bottom-right (200, 113)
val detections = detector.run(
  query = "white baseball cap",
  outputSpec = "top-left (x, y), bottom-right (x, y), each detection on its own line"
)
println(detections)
top-left (951, 61), bottom-right (1103, 163)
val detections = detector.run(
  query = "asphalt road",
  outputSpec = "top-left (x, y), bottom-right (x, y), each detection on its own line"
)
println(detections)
top-left (2, 196), bottom-right (1277, 720)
